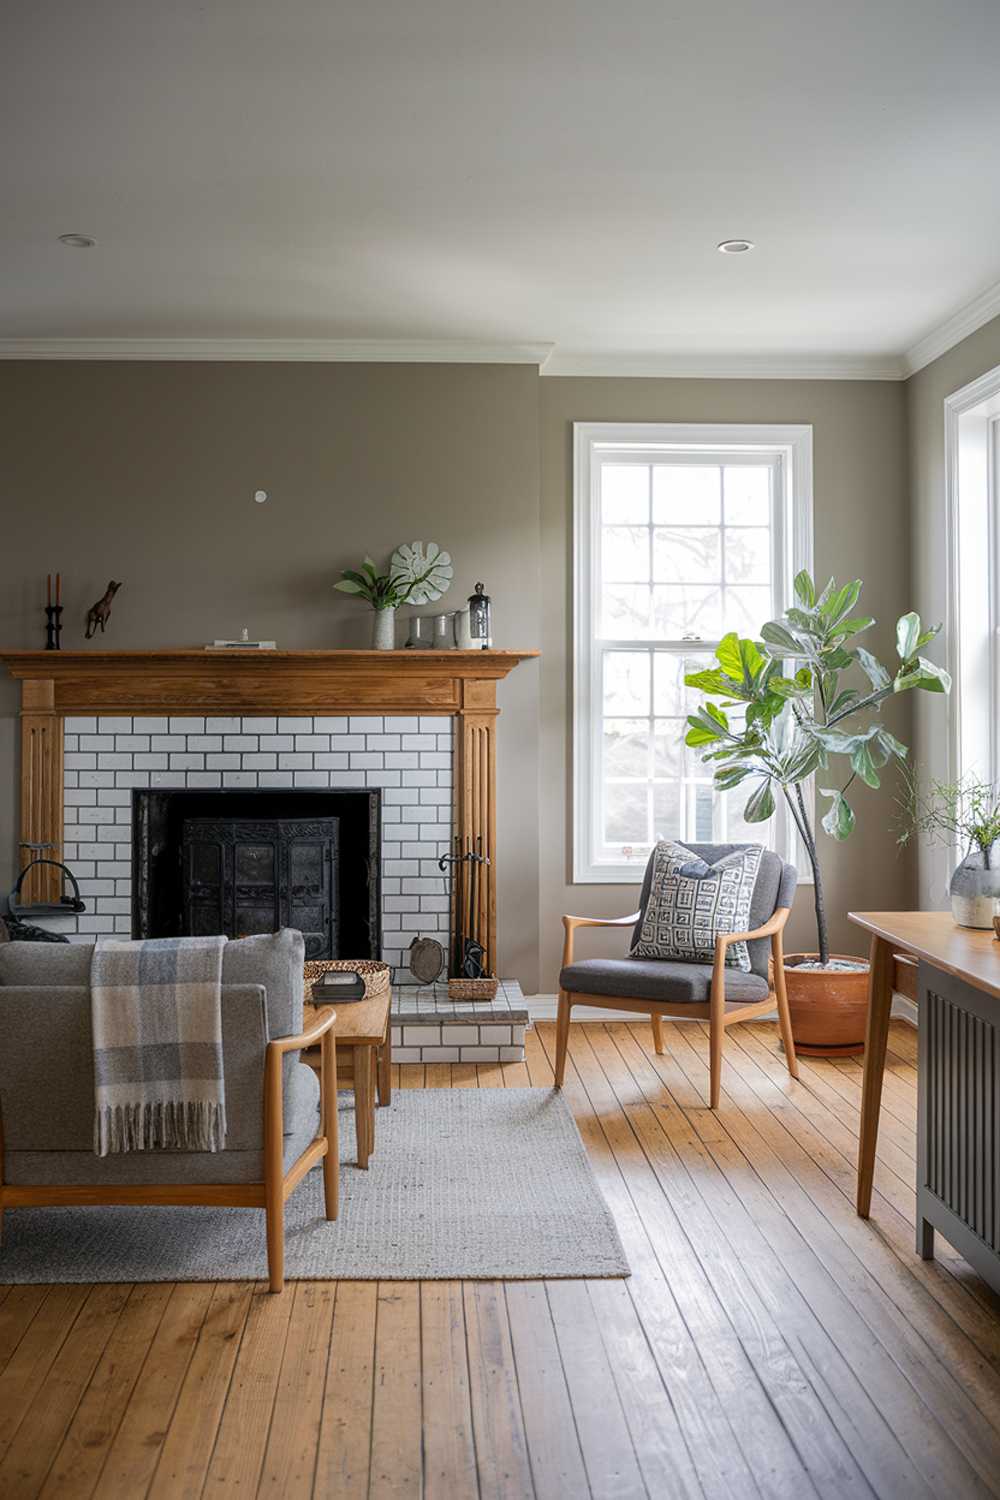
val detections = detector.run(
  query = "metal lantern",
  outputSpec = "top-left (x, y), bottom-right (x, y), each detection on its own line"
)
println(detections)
top-left (468, 582), bottom-right (492, 649)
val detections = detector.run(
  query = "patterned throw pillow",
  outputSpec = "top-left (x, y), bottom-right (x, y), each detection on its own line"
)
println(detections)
top-left (629, 841), bottom-right (764, 972)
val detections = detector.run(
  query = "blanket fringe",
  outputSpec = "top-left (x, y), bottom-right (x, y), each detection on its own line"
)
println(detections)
top-left (95, 1099), bottom-right (227, 1157)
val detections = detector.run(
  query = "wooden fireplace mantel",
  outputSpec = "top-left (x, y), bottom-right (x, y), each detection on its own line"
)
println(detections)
top-left (0, 648), bottom-right (538, 972)
top-left (0, 648), bottom-right (537, 714)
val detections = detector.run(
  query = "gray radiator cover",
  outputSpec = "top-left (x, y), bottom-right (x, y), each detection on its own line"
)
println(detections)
top-left (917, 960), bottom-right (1000, 1293)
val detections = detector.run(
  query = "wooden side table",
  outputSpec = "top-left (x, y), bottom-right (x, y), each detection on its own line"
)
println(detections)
top-left (301, 989), bottom-right (391, 1170)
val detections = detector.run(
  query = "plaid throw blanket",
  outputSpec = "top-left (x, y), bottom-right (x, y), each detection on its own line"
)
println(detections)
top-left (91, 934), bottom-right (228, 1156)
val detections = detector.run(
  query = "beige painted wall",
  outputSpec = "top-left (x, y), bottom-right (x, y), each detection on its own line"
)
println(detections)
top-left (538, 376), bottom-right (915, 990)
top-left (1, 360), bottom-right (927, 994)
top-left (906, 312), bottom-right (1000, 909)
top-left (0, 362), bottom-right (542, 988)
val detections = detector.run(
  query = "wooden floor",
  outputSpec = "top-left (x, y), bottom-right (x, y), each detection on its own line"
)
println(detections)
top-left (3, 1019), bottom-right (1000, 1499)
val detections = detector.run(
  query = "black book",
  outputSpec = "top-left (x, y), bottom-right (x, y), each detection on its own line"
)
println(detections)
top-left (311, 970), bottom-right (366, 1003)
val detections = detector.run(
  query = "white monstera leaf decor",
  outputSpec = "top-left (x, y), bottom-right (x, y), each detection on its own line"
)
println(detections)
top-left (391, 541), bottom-right (453, 605)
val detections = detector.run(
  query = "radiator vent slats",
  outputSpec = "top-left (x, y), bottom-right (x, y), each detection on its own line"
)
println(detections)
top-left (924, 985), bottom-right (999, 1252)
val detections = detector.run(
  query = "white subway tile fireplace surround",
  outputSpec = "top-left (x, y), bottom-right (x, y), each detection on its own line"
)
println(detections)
top-left (58, 712), bottom-right (452, 970)
top-left (48, 711), bottom-right (528, 1062)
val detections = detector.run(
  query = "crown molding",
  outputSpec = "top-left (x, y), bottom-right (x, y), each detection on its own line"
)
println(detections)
top-left (903, 277), bottom-right (1000, 377)
top-left (7, 308), bottom-right (1000, 378)
top-left (0, 337), bottom-right (556, 365)
top-left (540, 350), bottom-right (906, 380)
top-left (0, 338), bottom-right (904, 377)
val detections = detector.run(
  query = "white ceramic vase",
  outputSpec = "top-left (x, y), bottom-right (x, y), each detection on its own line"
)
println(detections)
top-left (372, 607), bottom-right (396, 650)
top-left (949, 849), bottom-right (1000, 928)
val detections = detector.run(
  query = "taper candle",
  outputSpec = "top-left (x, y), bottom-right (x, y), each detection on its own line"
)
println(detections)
top-left (56, 572), bottom-right (61, 605)
top-left (47, 573), bottom-right (52, 606)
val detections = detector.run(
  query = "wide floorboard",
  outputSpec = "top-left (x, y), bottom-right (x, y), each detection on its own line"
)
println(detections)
top-left (2, 1019), bottom-right (1000, 1499)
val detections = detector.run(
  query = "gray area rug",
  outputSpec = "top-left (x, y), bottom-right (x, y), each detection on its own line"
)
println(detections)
top-left (0, 1089), bottom-right (629, 1283)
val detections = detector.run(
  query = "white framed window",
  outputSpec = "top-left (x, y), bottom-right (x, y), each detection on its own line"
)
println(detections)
top-left (946, 365), bottom-right (1000, 792)
top-left (573, 421), bottom-right (814, 883)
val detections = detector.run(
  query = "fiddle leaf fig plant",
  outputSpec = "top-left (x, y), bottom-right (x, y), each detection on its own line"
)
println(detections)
top-left (684, 571), bottom-right (951, 967)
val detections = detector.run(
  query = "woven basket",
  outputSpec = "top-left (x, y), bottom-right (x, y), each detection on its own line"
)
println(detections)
top-left (447, 976), bottom-right (499, 1001)
top-left (304, 958), bottom-right (390, 1001)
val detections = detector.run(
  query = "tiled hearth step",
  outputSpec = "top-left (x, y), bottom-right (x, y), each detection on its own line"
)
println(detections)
top-left (390, 979), bottom-right (529, 1063)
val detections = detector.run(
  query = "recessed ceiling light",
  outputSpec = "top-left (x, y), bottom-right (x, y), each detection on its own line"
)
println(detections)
top-left (58, 233), bottom-right (96, 248)
top-left (717, 239), bottom-right (755, 254)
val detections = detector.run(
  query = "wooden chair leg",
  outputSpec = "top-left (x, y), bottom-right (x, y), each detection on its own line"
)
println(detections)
top-left (265, 1185), bottom-right (284, 1293)
top-left (321, 1030), bottom-right (339, 1221)
top-left (709, 1016), bottom-right (723, 1109)
top-left (554, 991), bottom-right (572, 1087)
top-left (772, 934), bottom-right (799, 1081)
top-left (651, 1013), bottom-right (665, 1055)
top-left (264, 1050), bottom-right (285, 1292)
top-left (709, 953), bottom-right (726, 1110)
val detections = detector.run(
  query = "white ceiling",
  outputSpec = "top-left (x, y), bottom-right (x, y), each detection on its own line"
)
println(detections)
top-left (4, 0), bottom-right (1000, 373)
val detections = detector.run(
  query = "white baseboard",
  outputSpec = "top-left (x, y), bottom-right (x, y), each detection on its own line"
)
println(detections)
top-left (528, 993), bottom-right (919, 1028)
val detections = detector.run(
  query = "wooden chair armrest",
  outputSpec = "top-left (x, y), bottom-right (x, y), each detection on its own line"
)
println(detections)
top-left (562, 912), bottom-right (641, 931)
top-left (264, 1006), bottom-right (337, 1148)
top-left (713, 905), bottom-right (791, 955)
top-left (710, 908), bottom-right (792, 1012)
top-left (561, 912), bottom-right (641, 970)
top-left (268, 1005), bottom-right (337, 1057)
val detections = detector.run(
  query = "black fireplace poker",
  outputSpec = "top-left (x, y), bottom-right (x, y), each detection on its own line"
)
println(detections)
top-left (438, 835), bottom-right (490, 978)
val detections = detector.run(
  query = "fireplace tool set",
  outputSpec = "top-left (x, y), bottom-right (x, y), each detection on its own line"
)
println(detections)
top-left (438, 835), bottom-right (497, 999)
top-left (0, 843), bottom-right (86, 943)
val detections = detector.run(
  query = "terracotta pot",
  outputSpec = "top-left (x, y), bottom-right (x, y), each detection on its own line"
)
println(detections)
top-left (783, 953), bottom-right (871, 1057)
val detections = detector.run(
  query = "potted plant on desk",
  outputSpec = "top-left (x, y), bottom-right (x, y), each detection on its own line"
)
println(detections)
top-left (898, 773), bottom-right (1000, 928)
top-left (684, 572), bottom-right (951, 1055)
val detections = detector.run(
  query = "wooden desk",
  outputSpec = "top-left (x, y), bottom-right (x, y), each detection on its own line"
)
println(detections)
top-left (851, 912), bottom-right (1000, 1288)
top-left (302, 990), bottom-right (391, 1170)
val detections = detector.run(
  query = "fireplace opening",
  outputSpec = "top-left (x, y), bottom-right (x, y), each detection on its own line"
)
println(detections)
top-left (132, 788), bottom-right (380, 960)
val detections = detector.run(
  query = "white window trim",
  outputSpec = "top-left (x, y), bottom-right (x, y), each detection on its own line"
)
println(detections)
top-left (572, 420), bottom-right (815, 884)
top-left (944, 364), bottom-right (1000, 793)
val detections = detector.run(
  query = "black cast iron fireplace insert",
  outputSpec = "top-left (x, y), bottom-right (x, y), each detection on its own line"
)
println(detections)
top-left (131, 788), bottom-right (381, 960)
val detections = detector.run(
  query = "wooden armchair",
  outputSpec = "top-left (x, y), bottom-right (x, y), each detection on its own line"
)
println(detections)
top-left (555, 845), bottom-right (800, 1108)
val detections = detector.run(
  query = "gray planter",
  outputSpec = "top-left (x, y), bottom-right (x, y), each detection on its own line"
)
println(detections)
top-left (950, 848), bottom-right (1000, 928)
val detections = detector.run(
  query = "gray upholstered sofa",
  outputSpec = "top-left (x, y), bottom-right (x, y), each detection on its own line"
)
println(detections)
top-left (0, 929), bottom-right (338, 1290)
top-left (555, 843), bottom-right (800, 1108)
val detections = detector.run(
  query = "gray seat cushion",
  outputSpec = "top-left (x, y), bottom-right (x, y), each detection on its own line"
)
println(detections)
top-left (560, 957), bottom-right (769, 1004)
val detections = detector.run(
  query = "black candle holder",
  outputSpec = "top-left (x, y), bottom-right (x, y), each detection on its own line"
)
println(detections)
top-left (44, 603), bottom-right (63, 651)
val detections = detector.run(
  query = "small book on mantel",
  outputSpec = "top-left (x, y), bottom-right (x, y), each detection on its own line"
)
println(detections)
top-left (311, 970), bottom-right (366, 1003)
top-left (205, 640), bottom-right (277, 651)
